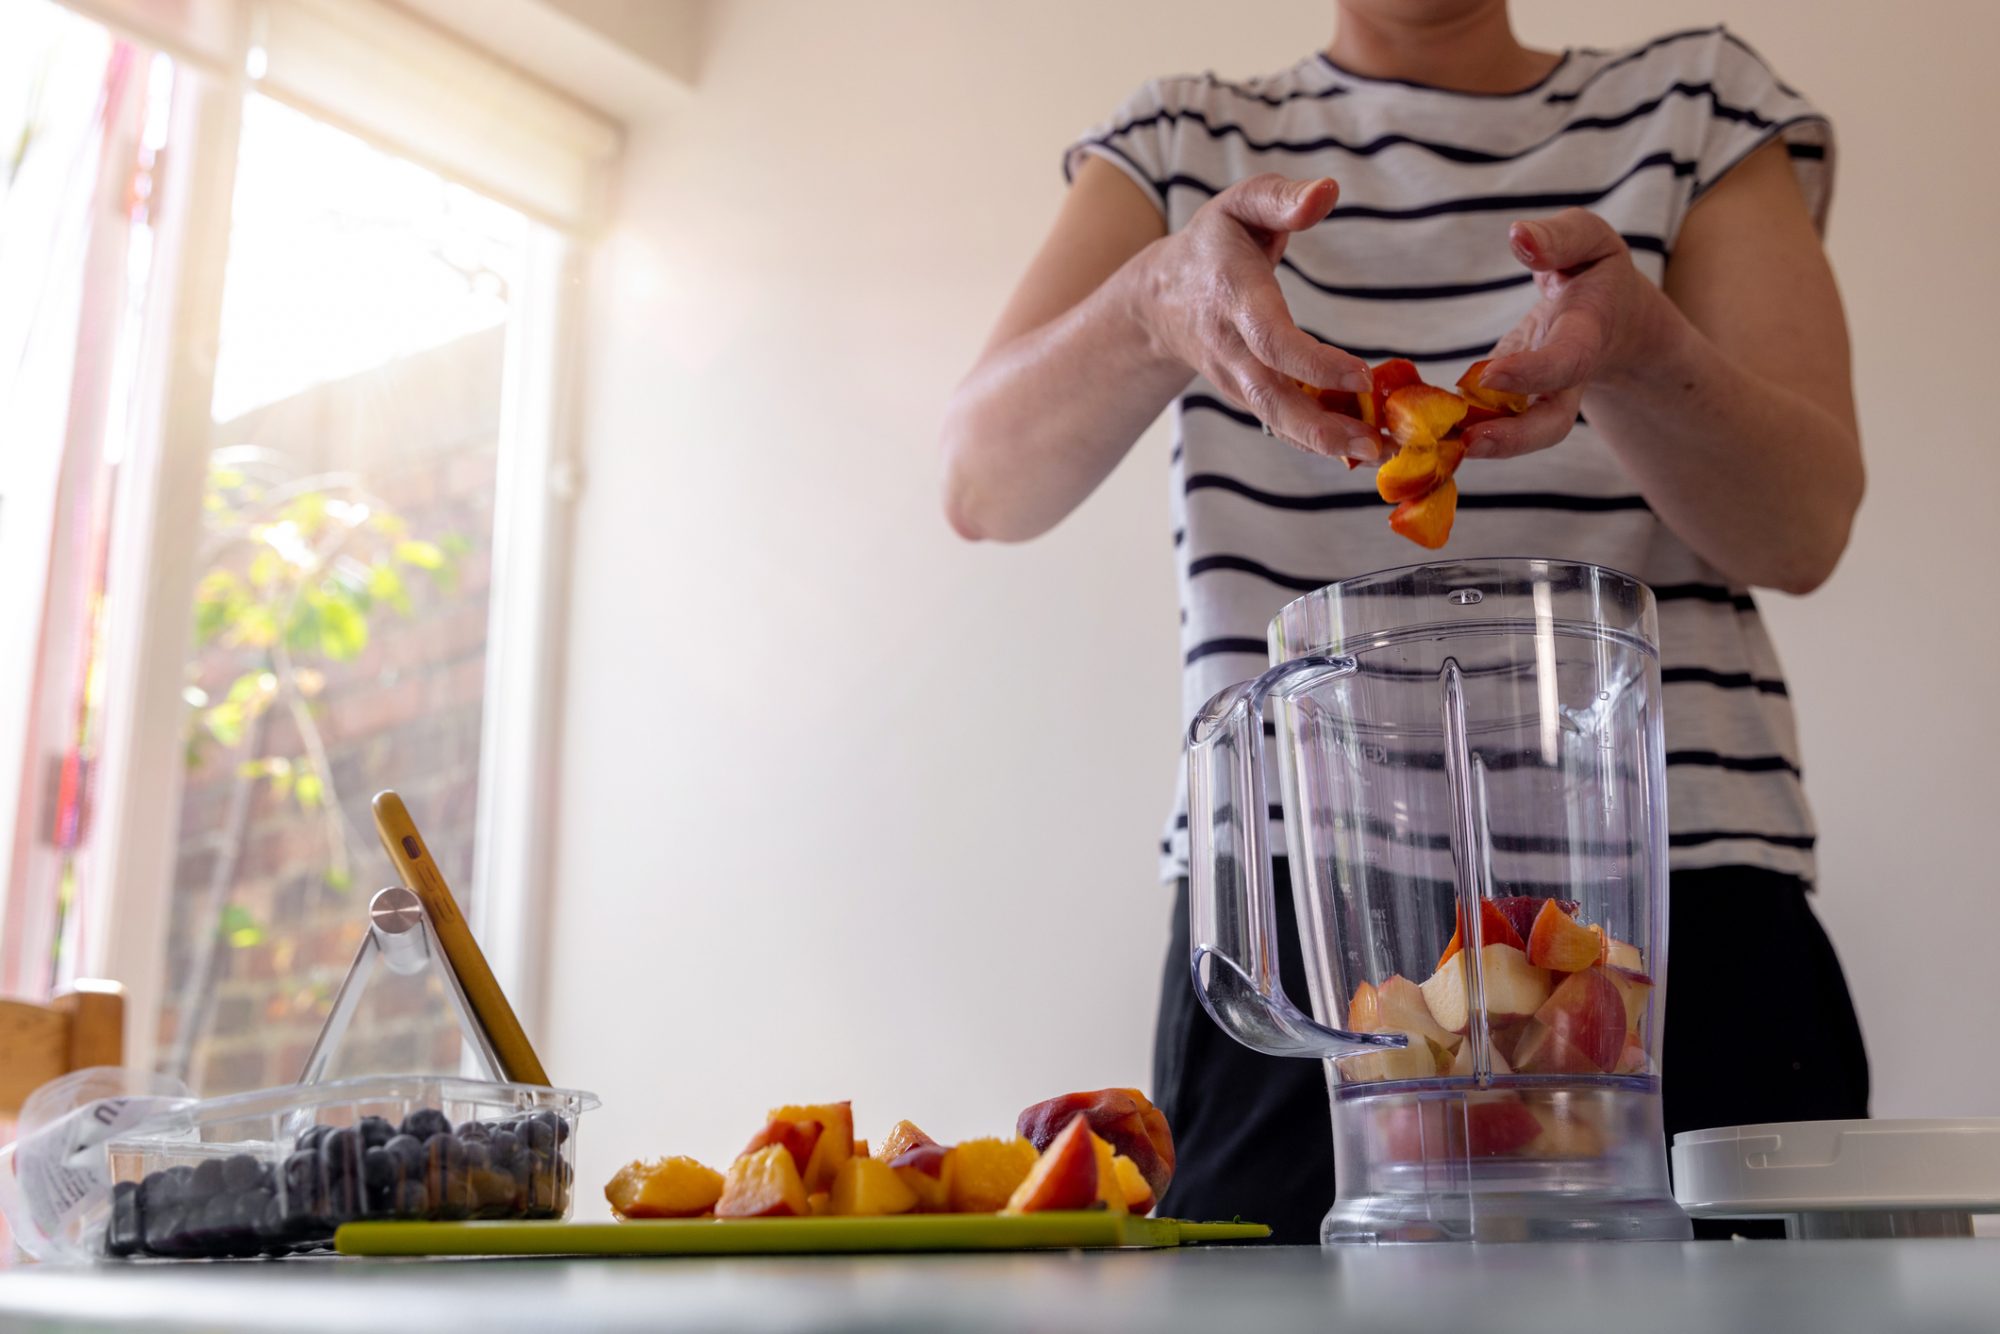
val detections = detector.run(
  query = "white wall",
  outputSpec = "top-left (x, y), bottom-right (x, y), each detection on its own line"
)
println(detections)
top-left (547, 0), bottom-right (1999, 1207)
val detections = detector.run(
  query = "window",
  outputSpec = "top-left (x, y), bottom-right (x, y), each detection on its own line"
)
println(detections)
top-left (159, 95), bottom-right (539, 1092)
top-left (0, 0), bottom-right (614, 1090)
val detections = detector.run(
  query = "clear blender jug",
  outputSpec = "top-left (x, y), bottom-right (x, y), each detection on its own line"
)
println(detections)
top-left (1187, 558), bottom-right (1692, 1243)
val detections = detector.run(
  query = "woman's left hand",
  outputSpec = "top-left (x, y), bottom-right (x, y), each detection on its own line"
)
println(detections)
top-left (1462, 208), bottom-right (1670, 460)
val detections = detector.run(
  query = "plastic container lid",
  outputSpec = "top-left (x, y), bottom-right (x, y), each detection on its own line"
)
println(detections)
top-left (1672, 1118), bottom-right (2000, 1215)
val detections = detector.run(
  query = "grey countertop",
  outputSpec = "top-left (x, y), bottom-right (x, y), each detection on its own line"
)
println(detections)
top-left (1, 1241), bottom-right (1996, 1333)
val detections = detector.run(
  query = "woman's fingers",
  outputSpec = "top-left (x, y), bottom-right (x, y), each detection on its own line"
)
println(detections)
top-left (1509, 208), bottom-right (1626, 275)
top-left (1462, 389), bottom-right (1582, 460)
top-left (1228, 357), bottom-right (1383, 463)
top-left (1232, 281), bottom-right (1370, 392)
top-left (1217, 174), bottom-right (1339, 238)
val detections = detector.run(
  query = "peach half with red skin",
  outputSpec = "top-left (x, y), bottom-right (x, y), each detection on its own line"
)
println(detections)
top-left (1018, 1088), bottom-right (1176, 1200)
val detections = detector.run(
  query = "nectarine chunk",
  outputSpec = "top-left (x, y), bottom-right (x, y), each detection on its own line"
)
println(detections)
top-left (716, 1144), bottom-right (810, 1218)
top-left (1359, 358), bottom-right (1423, 427)
top-left (1523, 968), bottom-right (1626, 1072)
top-left (742, 1116), bottom-right (824, 1179)
top-left (1456, 359), bottom-right (1530, 414)
top-left (1384, 384), bottom-right (1469, 450)
top-left (767, 1101), bottom-right (853, 1193)
top-left (1389, 479), bottom-right (1457, 549)
top-left (1089, 1133), bottom-right (1128, 1214)
top-left (889, 1142), bottom-right (952, 1212)
top-left (944, 1137), bottom-right (1040, 1213)
top-left (1017, 1089), bottom-right (1177, 1200)
top-left (604, 1156), bottom-right (724, 1219)
top-left (1526, 899), bottom-right (1602, 973)
top-left (1348, 980), bottom-right (1381, 1032)
top-left (875, 1120), bottom-right (938, 1162)
top-left (829, 1154), bottom-right (918, 1216)
top-left (1003, 1115), bottom-right (1098, 1214)
top-left (1111, 1154), bottom-right (1154, 1214)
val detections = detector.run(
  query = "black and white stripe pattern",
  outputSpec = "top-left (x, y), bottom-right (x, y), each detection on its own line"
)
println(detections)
top-left (1066, 27), bottom-right (1831, 884)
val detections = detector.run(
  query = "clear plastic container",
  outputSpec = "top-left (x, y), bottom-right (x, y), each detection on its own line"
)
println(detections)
top-left (101, 1075), bottom-right (597, 1259)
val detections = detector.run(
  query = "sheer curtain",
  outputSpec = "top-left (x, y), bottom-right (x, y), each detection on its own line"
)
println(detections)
top-left (0, 2), bottom-right (167, 1000)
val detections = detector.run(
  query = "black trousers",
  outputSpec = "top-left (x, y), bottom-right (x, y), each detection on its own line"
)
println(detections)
top-left (1154, 863), bottom-right (1871, 1243)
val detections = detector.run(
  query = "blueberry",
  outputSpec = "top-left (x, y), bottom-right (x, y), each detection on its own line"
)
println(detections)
top-left (138, 1169), bottom-right (180, 1214)
top-left (363, 1146), bottom-right (398, 1212)
top-left (521, 1116), bottom-right (554, 1156)
top-left (485, 1129), bottom-right (521, 1169)
top-left (321, 1126), bottom-right (363, 1174)
top-left (400, 1108), bottom-right (452, 1142)
top-left (357, 1115), bottom-right (394, 1149)
top-left (282, 1149), bottom-right (322, 1209)
top-left (187, 1158), bottom-right (226, 1204)
top-left (143, 1203), bottom-right (186, 1255)
top-left (382, 1133), bottom-right (425, 1178)
top-left (528, 1110), bottom-right (569, 1145)
top-left (320, 1127), bottom-right (365, 1219)
top-left (296, 1123), bottom-right (331, 1154)
top-left (105, 1182), bottom-right (142, 1258)
top-left (459, 1140), bottom-right (491, 1174)
top-left (197, 1193), bottom-right (239, 1234)
top-left (456, 1121), bottom-right (490, 1142)
top-left (221, 1153), bottom-right (267, 1194)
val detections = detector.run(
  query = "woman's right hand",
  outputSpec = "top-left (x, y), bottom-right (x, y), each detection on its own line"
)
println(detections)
top-left (1133, 174), bottom-right (1384, 463)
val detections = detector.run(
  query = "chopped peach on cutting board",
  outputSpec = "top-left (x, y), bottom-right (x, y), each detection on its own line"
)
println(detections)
top-left (1111, 1154), bottom-right (1154, 1214)
top-left (604, 1156), bottom-right (724, 1219)
top-left (1017, 1089), bottom-right (1176, 1200)
top-left (828, 1155), bottom-right (918, 1216)
top-left (1003, 1115), bottom-right (1098, 1214)
top-left (875, 1120), bottom-right (938, 1162)
top-left (889, 1142), bottom-right (951, 1212)
top-left (742, 1116), bottom-right (823, 1179)
top-left (768, 1101), bottom-right (854, 1193)
top-left (716, 1144), bottom-right (810, 1218)
top-left (944, 1137), bottom-right (1040, 1213)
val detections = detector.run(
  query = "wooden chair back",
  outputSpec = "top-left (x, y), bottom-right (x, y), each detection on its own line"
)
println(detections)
top-left (0, 982), bottom-right (125, 1116)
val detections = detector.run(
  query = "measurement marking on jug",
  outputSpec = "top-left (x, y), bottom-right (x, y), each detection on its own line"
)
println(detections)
top-left (1447, 589), bottom-right (1483, 605)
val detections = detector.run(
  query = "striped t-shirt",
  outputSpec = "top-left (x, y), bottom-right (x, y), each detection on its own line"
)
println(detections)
top-left (1064, 26), bottom-right (1833, 886)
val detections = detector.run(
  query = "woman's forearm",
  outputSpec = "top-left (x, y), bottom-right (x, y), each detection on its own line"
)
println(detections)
top-left (1583, 289), bottom-right (1864, 595)
top-left (941, 253), bottom-right (1189, 543)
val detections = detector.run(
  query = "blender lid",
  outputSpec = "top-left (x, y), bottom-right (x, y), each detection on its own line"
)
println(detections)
top-left (1672, 1118), bottom-right (2000, 1215)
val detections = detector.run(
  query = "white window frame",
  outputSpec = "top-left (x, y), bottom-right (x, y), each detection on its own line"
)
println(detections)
top-left (45, 0), bottom-right (616, 1070)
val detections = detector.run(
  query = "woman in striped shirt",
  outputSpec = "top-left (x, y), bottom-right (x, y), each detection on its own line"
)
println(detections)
top-left (942, 2), bottom-right (1868, 1241)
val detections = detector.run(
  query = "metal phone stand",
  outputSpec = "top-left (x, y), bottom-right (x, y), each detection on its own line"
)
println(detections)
top-left (293, 886), bottom-right (508, 1087)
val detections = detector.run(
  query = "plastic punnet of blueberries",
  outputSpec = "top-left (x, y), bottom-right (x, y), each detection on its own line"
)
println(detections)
top-left (106, 1108), bottom-right (573, 1259)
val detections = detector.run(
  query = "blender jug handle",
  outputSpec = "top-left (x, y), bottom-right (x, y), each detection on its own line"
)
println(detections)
top-left (1186, 654), bottom-right (1408, 1061)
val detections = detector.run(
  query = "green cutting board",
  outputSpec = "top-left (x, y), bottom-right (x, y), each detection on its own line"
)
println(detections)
top-left (335, 1213), bottom-right (1270, 1257)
